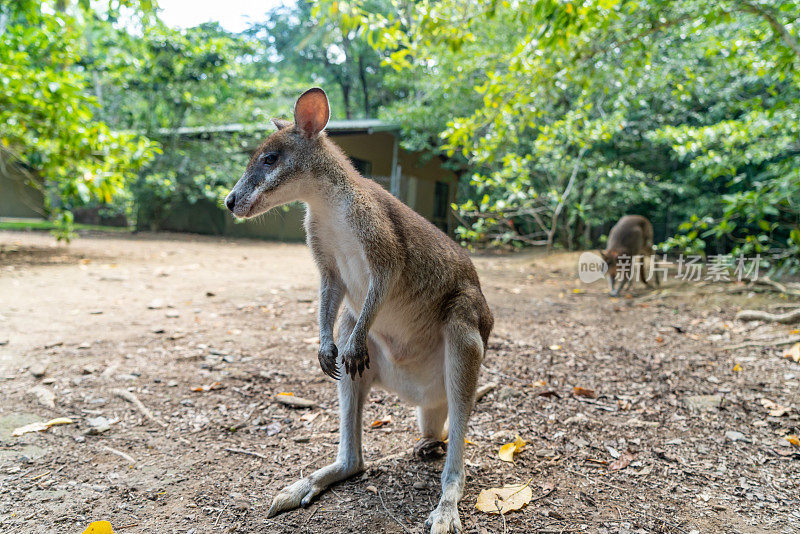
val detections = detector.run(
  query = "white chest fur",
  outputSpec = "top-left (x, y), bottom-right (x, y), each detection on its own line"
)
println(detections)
top-left (306, 203), bottom-right (369, 310)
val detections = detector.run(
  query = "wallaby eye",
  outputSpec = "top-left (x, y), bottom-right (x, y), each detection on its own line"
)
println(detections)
top-left (263, 152), bottom-right (279, 166)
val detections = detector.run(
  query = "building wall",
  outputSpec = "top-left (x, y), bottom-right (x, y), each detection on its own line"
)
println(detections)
top-left (163, 130), bottom-right (460, 240)
top-left (0, 160), bottom-right (45, 219)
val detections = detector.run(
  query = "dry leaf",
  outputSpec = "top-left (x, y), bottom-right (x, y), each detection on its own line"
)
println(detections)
top-left (475, 480), bottom-right (532, 514)
top-left (82, 521), bottom-right (114, 534)
top-left (572, 288), bottom-right (584, 294)
top-left (498, 435), bottom-right (526, 462)
top-left (655, 336), bottom-right (664, 343)
top-left (609, 451), bottom-right (635, 471)
top-left (760, 398), bottom-right (791, 417)
top-left (548, 345), bottom-right (561, 351)
top-left (786, 435), bottom-right (800, 447)
top-left (191, 382), bottom-right (223, 392)
top-left (585, 458), bottom-right (609, 466)
top-left (370, 415), bottom-right (392, 428)
top-left (12, 417), bottom-right (74, 437)
top-left (300, 412), bottom-right (319, 423)
top-left (783, 343), bottom-right (800, 363)
top-left (573, 387), bottom-right (597, 399)
top-left (732, 363), bottom-right (742, 372)
top-left (532, 380), bottom-right (547, 387)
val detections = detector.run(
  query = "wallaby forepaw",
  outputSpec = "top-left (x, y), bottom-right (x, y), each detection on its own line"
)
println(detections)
top-left (318, 342), bottom-right (340, 380)
top-left (342, 342), bottom-right (370, 379)
top-left (266, 478), bottom-right (319, 518)
top-left (426, 504), bottom-right (462, 534)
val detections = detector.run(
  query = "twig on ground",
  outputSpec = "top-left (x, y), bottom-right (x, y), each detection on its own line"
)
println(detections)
top-left (378, 490), bottom-right (412, 534)
top-left (531, 484), bottom-right (557, 503)
top-left (720, 335), bottom-right (800, 351)
top-left (113, 388), bottom-right (167, 428)
top-left (475, 382), bottom-right (498, 402)
top-left (224, 447), bottom-right (267, 459)
top-left (370, 447), bottom-right (413, 467)
top-left (735, 308), bottom-right (800, 324)
top-left (301, 505), bottom-right (319, 528)
top-left (100, 445), bottom-right (136, 464)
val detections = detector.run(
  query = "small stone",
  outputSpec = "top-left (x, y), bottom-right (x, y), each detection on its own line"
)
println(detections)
top-left (535, 448), bottom-right (558, 458)
top-left (726, 430), bottom-right (747, 442)
top-left (266, 422), bottom-right (282, 436)
top-left (497, 386), bottom-right (520, 402)
top-left (85, 416), bottom-right (114, 435)
top-left (684, 395), bottom-right (722, 411)
top-left (147, 299), bottom-right (164, 310)
top-left (165, 311), bottom-right (180, 318)
top-left (28, 385), bottom-right (56, 408)
top-left (273, 393), bottom-right (317, 409)
top-left (366, 485), bottom-right (378, 494)
top-left (29, 362), bottom-right (48, 378)
top-left (413, 481), bottom-right (427, 490)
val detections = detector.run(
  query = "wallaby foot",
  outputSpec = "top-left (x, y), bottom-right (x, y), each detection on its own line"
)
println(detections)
top-left (267, 460), bottom-right (362, 517)
top-left (415, 438), bottom-right (447, 460)
top-left (426, 500), bottom-right (462, 534)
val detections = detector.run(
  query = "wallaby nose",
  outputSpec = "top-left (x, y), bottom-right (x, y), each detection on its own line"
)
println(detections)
top-left (225, 192), bottom-right (236, 212)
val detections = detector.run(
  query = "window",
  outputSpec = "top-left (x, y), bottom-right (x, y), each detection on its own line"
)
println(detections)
top-left (434, 181), bottom-right (450, 219)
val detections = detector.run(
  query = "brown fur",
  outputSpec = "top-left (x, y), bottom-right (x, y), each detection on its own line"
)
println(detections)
top-left (602, 215), bottom-right (656, 292)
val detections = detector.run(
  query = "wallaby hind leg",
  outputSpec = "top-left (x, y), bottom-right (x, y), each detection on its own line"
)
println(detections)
top-left (415, 404), bottom-right (448, 460)
top-left (268, 312), bottom-right (373, 517)
top-left (426, 318), bottom-right (482, 534)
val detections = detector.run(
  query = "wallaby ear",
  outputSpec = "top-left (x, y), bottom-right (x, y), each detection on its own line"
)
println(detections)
top-left (293, 87), bottom-right (329, 138)
top-left (272, 118), bottom-right (291, 130)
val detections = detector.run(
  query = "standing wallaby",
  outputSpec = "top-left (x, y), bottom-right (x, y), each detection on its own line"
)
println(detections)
top-left (225, 88), bottom-right (493, 533)
top-left (601, 215), bottom-right (657, 296)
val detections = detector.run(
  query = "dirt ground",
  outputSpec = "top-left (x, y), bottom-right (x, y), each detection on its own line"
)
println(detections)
top-left (1, 229), bottom-right (799, 534)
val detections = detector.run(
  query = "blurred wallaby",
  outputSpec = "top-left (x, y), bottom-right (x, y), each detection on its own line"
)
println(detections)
top-left (601, 215), bottom-right (657, 296)
top-left (225, 88), bottom-right (493, 534)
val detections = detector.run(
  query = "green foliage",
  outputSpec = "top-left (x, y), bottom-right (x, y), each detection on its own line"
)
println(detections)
top-left (0, 1), bottom-right (158, 240)
top-left (338, 0), bottom-right (800, 270)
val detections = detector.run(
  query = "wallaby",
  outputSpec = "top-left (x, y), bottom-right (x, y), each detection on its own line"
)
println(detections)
top-left (225, 88), bottom-right (493, 533)
top-left (601, 214), bottom-right (657, 296)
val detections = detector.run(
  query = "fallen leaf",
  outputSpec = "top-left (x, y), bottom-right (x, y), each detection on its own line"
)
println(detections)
top-left (12, 417), bottom-right (74, 437)
top-left (786, 435), bottom-right (800, 447)
top-left (191, 382), bottom-right (223, 392)
top-left (783, 343), bottom-right (800, 363)
top-left (573, 386), bottom-right (597, 399)
top-left (532, 380), bottom-right (547, 387)
top-left (732, 363), bottom-right (742, 372)
top-left (585, 458), bottom-right (609, 466)
top-left (655, 336), bottom-right (664, 343)
top-left (548, 345), bottom-right (561, 351)
top-left (790, 329), bottom-right (799, 335)
top-left (609, 451), bottom-right (635, 471)
top-left (370, 415), bottom-right (392, 428)
top-left (498, 435), bottom-right (526, 462)
top-left (760, 398), bottom-right (791, 417)
top-left (572, 288), bottom-right (584, 294)
top-left (475, 480), bottom-right (532, 514)
top-left (366, 485), bottom-right (378, 494)
top-left (300, 412), bottom-right (319, 423)
top-left (82, 521), bottom-right (114, 534)
top-left (538, 390), bottom-right (560, 399)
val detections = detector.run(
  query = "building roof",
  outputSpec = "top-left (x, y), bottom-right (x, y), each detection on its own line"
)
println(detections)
top-left (158, 119), bottom-right (400, 138)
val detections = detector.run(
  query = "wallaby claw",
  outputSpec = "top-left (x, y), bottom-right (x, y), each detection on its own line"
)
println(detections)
top-left (342, 342), bottom-right (369, 379)
top-left (318, 343), bottom-right (340, 380)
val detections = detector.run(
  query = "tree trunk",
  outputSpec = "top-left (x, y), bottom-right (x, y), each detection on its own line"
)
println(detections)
top-left (358, 55), bottom-right (370, 117)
